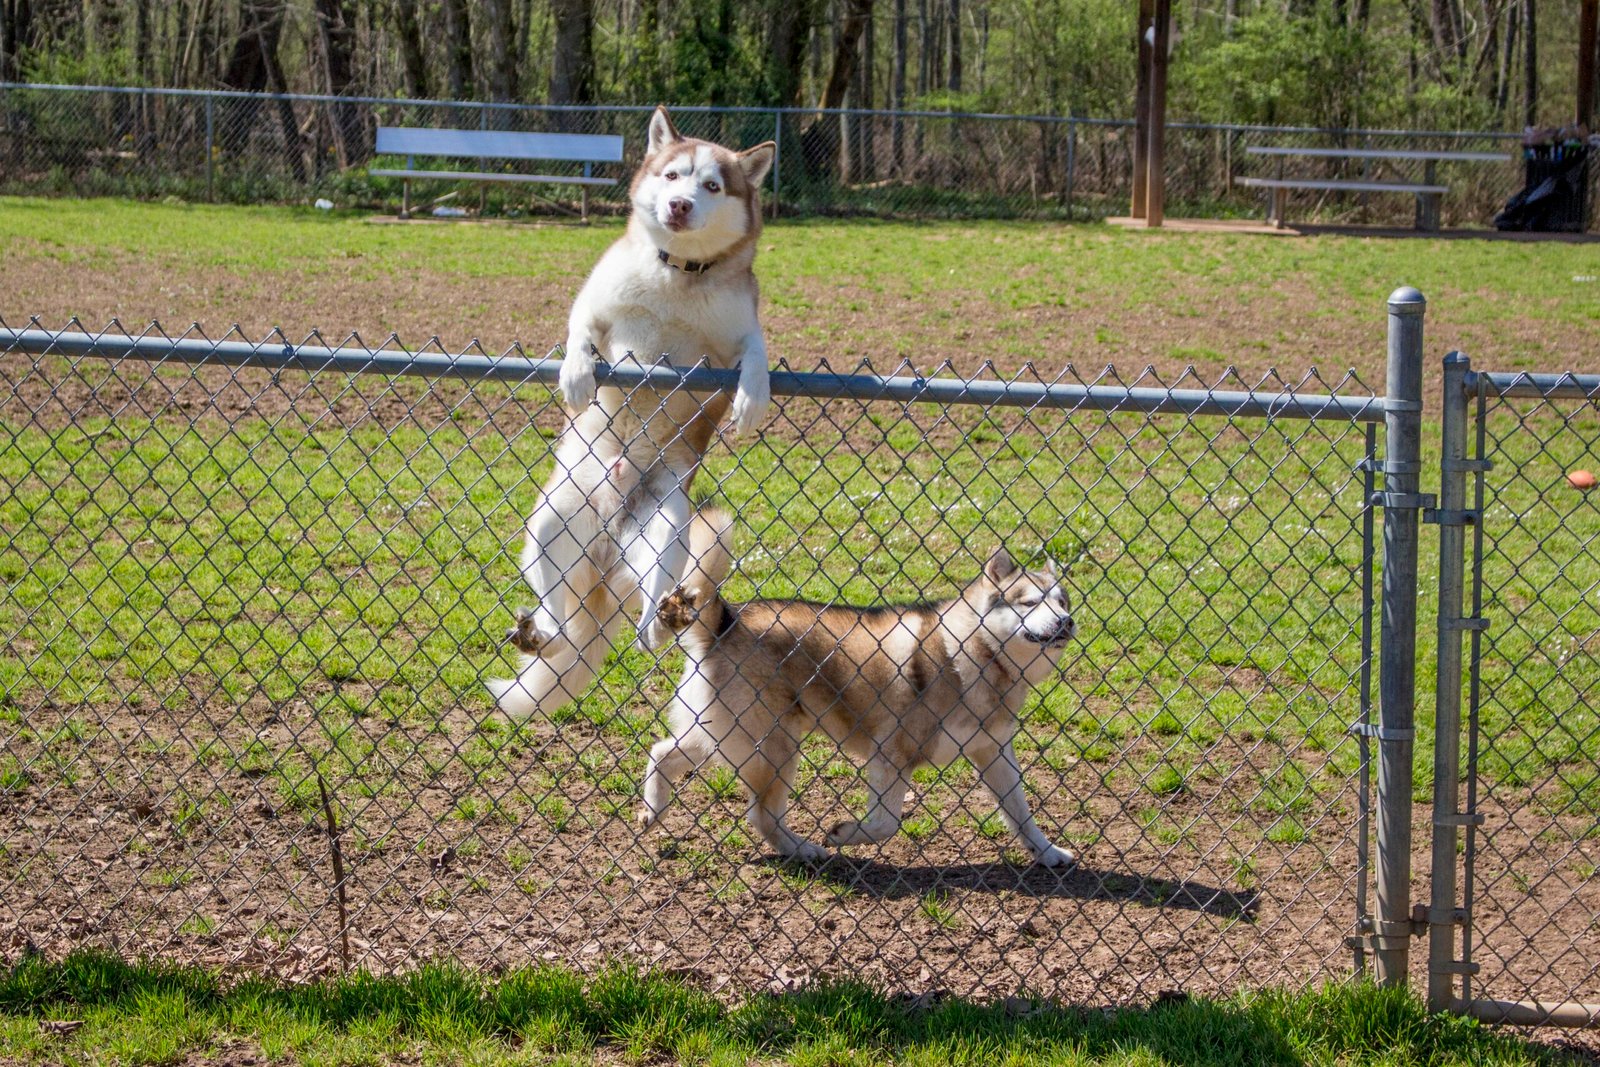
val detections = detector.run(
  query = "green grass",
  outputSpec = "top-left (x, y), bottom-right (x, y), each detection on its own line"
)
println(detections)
top-left (0, 952), bottom-right (1574, 1067)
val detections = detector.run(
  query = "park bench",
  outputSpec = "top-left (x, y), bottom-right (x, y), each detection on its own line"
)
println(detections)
top-left (370, 126), bottom-right (625, 221)
top-left (1237, 146), bottom-right (1511, 231)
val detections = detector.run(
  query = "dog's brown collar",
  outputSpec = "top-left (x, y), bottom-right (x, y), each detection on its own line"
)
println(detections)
top-left (658, 249), bottom-right (717, 274)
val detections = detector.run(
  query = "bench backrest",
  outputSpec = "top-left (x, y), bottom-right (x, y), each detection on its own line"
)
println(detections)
top-left (375, 126), bottom-right (624, 163)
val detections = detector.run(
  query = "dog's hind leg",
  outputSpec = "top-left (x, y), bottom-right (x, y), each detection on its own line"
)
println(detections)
top-left (518, 489), bottom-right (601, 656)
top-left (738, 728), bottom-right (827, 862)
top-left (972, 739), bottom-right (1077, 869)
top-left (622, 481), bottom-right (692, 653)
top-left (639, 670), bottom-right (720, 825)
top-left (488, 577), bottom-right (618, 718)
top-left (825, 756), bottom-right (910, 847)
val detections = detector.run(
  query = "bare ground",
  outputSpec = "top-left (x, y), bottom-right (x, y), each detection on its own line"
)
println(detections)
top-left (1, 696), bottom-right (1597, 1038)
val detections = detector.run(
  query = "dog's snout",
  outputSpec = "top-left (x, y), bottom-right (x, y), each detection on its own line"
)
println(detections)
top-left (667, 197), bottom-right (692, 218)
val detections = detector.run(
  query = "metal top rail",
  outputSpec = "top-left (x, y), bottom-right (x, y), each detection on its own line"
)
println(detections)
top-left (0, 328), bottom-right (1388, 422)
top-left (1465, 370), bottom-right (1600, 400)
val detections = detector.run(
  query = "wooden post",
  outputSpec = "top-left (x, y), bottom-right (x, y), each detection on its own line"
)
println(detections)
top-left (1131, 0), bottom-right (1154, 219)
top-left (1145, 0), bottom-right (1170, 227)
top-left (1581, 0), bottom-right (1598, 127)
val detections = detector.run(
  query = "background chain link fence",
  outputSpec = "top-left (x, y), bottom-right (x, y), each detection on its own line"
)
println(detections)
top-left (0, 321), bottom-right (1387, 999)
top-left (0, 82), bottom-right (1558, 228)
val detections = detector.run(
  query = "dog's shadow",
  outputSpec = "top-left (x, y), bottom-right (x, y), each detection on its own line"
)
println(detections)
top-left (755, 855), bottom-right (1260, 921)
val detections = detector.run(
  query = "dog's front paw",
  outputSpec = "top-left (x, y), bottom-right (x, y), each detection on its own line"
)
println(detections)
top-left (657, 586), bottom-right (701, 630)
top-left (506, 607), bottom-right (548, 656)
top-left (558, 348), bottom-right (597, 411)
top-left (729, 379), bottom-right (770, 436)
top-left (637, 805), bottom-right (660, 829)
top-left (1032, 844), bottom-right (1078, 870)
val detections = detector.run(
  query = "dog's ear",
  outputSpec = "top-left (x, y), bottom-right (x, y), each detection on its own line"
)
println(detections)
top-left (648, 105), bottom-right (682, 155)
top-left (984, 549), bottom-right (1018, 585)
top-left (736, 142), bottom-right (776, 187)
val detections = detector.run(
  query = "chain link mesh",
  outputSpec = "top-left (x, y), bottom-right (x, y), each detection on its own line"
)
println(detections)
top-left (1464, 377), bottom-right (1600, 1013)
top-left (0, 321), bottom-right (1384, 999)
top-left (0, 83), bottom-right (1559, 227)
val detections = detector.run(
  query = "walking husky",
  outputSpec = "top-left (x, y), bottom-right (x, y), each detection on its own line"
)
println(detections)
top-left (489, 107), bottom-right (776, 717)
top-left (641, 538), bottom-right (1080, 867)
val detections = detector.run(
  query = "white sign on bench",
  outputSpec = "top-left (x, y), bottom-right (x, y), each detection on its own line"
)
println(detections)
top-left (370, 126), bottom-right (626, 220)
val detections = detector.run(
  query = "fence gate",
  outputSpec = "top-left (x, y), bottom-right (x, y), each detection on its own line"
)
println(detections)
top-left (1429, 357), bottom-right (1600, 1027)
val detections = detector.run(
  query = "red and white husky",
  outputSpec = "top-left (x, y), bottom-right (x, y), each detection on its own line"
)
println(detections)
top-left (489, 106), bottom-right (775, 716)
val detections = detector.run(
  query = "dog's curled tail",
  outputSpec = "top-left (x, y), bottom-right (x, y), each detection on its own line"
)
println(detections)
top-left (682, 505), bottom-right (735, 601)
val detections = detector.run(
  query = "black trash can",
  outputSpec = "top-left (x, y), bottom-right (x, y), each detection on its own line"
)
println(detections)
top-left (1496, 141), bottom-right (1590, 233)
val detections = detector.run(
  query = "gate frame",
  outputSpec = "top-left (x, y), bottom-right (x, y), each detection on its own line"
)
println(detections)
top-left (1429, 354), bottom-right (1600, 1028)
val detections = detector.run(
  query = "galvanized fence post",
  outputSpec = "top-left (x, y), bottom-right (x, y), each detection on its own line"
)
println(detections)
top-left (1427, 350), bottom-right (1476, 1012)
top-left (205, 92), bottom-right (215, 202)
top-left (1374, 286), bottom-right (1426, 986)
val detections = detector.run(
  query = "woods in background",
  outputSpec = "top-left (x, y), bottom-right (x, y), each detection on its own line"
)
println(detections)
top-left (0, 0), bottom-right (1586, 130)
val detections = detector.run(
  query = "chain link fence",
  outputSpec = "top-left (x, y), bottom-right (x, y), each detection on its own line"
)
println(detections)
top-left (0, 318), bottom-right (1392, 999)
top-left (0, 82), bottom-right (1553, 228)
top-left (2, 306), bottom-right (1597, 1024)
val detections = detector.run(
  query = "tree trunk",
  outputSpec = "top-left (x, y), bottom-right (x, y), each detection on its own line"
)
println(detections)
top-left (857, 2), bottom-right (874, 179)
top-left (1496, 1), bottom-right (1517, 114)
top-left (314, 0), bottom-right (360, 167)
top-left (766, 0), bottom-right (812, 107)
top-left (482, 0), bottom-right (518, 103)
top-left (890, 0), bottom-right (906, 173)
top-left (1523, 0), bottom-right (1536, 126)
top-left (549, 0), bottom-right (594, 107)
top-left (221, 1), bottom-right (305, 182)
top-left (801, 0), bottom-right (871, 178)
top-left (947, 0), bottom-right (960, 92)
top-left (388, 0), bottom-right (428, 98)
top-left (444, 0), bottom-right (473, 100)
top-left (2, 0), bottom-right (33, 82)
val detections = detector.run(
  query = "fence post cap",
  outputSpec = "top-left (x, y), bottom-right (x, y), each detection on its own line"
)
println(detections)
top-left (1388, 286), bottom-right (1426, 313)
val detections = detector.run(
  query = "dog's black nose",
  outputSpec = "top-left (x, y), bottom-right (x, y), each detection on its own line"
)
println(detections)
top-left (667, 197), bottom-right (692, 217)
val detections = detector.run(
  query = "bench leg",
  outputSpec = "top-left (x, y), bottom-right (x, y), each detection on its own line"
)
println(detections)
top-left (1416, 191), bottom-right (1441, 232)
top-left (1267, 187), bottom-right (1287, 228)
top-left (400, 179), bottom-right (410, 220)
top-left (581, 187), bottom-right (589, 223)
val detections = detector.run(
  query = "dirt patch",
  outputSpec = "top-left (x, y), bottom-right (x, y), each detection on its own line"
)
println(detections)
top-left (2, 695), bottom-right (1597, 1035)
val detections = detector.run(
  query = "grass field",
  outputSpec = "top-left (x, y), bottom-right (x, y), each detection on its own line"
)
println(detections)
top-left (1, 198), bottom-right (1597, 1022)
top-left (0, 953), bottom-right (1582, 1067)
top-left (1, 197), bottom-right (1597, 383)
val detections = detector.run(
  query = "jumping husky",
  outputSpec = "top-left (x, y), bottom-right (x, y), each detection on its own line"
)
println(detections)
top-left (641, 537), bottom-right (1080, 867)
top-left (489, 106), bottom-right (776, 717)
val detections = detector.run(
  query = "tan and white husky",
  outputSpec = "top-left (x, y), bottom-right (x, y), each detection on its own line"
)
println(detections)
top-left (641, 536), bottom-right (1080, 868)
top-left (489, 107), bottom-right (775, 717)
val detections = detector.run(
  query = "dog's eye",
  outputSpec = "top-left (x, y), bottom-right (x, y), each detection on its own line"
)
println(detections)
top-left (664, 171), bottom-right (679, 181)
top-left (703, 180), bottom-right (721, 193)
top-left (1018, 597), bottom-right (1041, 608)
